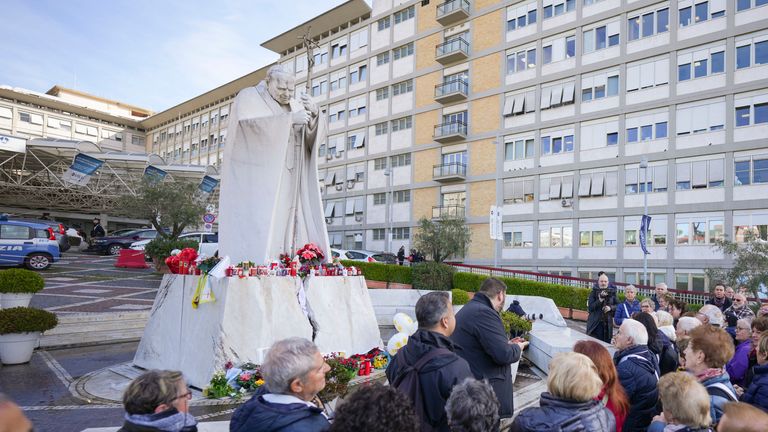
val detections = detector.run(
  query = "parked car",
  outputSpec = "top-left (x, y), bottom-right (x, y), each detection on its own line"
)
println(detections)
top-left (330, 249), bottom-right (393, 263)
top-left (87, 229), bottom-right (160, 255)
top-left (8, 217), bottom-right (70, 253)
top-left (130, 232), bottom-right (219, 258)
top-left (0, 215), bottom-right (60, 270)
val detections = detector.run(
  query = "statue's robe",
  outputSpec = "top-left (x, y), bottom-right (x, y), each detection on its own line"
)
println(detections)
top-left (218, 82), bottom-right (330, 264)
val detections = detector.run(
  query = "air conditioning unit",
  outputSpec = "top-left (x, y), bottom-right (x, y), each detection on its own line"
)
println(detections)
top-left (326, 153), bottom-right (332, 160)
top-left (325, 217), bottom-right (334, 224)
top-left (346, 179), bottom-right (356, 189)
top-left (335, 184), bottom-right (343, 191)
top-left (561, 199), bottom-right (572, 207)
top-left (354, 215), bottom-right (363, 222)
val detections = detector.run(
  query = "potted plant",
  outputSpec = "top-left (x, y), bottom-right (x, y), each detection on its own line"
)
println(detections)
top-left (500, 310), bottom-right (533, 384)
top-left (0, 307), bottom-right (58, 364)
top-left (0, 269), bottom-right (45, 309)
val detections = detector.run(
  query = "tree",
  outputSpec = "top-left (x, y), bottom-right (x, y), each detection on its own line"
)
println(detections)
top-left (705, 233), bottom-right (768, 299)
top-left (119, 179), bottom-right (208, 240)
top-left (412, 216), bottom-right (472, 263)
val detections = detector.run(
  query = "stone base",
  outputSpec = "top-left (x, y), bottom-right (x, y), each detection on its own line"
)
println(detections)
top-left (133, 275), bottom-right (381, 388)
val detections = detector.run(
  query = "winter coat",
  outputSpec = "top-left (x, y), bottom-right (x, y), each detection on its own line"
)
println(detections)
top-left (647, 422), bottom-right (712, 432)
top-left (510, 392), bottom-right (616, 432)
top-left (705, 297), bottom-right (732, 312)
top-left (451, 293), bottom-right (522, 418)
top-left (229, 389), bottom-right (329, 432)
top-left (596, 387), bottom-right (626, 432)
top-left (614, 299), bottom-right (641, 327)
top-left (386, 329), bottom-right (473, 431)
top-left (726, 340), bottom-right (752, 387)
top-left (117, 409), bottom-right (198, 432)
top-left (700, 373), bottom-right (737, 424)
top-left (587, 285), bottom-right (617, 343)
top-left (649, 330), bottom-right (679, 376)
top-left (742, 363), bottom-right (768, 412)
top-left (614, 345), bottom-right (660, 432)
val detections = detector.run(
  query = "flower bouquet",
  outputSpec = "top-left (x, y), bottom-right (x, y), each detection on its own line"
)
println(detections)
top-left (318, 353), bottom-right (358, 402)
top-left (165, 248), bottom-right (198, 274)
top-left (297, 243), bottom-right (325, 267)
top-left (196, 255), bottom-right (221, 274)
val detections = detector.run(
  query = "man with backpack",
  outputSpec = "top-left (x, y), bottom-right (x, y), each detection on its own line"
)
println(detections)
top-left (386, 291), bottom-right (472, 432)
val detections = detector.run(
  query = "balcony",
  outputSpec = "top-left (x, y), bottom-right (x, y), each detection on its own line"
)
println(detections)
top-left (435, 38), bottom-right (469, 64)
top-left (434, 78), bottom-right (468, 104)
top-left (433, 120), bottom-right (467, 143)
top-left (433, 162), bottom-right (467, 182)
top-left (436, 0), bottom-right (470, 26)
top-left (432, 205), bottom-right (465, 219)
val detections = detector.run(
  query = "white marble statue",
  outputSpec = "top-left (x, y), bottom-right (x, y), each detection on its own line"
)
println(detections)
top-left (218, 65), bottom-right (330, 264)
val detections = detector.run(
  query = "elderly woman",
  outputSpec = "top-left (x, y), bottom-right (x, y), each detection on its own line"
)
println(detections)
top-left (684, 326), bottom-right (737, 424)
top-left (655, 310), bottom-right (677, 342)
top-left (511, 352), bottom-right (615, 431)
top-left (119, 370), bottom-right (197, 432)
top-left (741, 333), bottom-right (768, 412)
top-left (640, 298), bottom-right (655, 314)
top-left (614, 285), bottom-right (641, 327)
top-left (230, 337), bottom-right (330, 432)
top-left (647, 372), bottom-right (713, 432)
top-left (726, 319), bottom-right (753, 388)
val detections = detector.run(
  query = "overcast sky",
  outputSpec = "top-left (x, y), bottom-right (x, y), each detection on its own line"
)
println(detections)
top-left (1, 0), bottom-right (349, 112)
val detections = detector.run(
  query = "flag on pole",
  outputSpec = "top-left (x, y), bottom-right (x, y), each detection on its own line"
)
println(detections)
top-left (640, 215), bottom-right (652, 255)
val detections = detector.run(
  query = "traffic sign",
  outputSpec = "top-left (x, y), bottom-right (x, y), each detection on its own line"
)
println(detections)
top-left (204, 223), bottom-right (213, 233)
top-left (202, 213), bottom-right (216, 224)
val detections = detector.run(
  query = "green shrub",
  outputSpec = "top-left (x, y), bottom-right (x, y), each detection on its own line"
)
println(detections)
top-left (689, 303), bottom-right (704, 312)
top-left (0, 269), bottom-right (44, 294)
top-left (412, 262), bottom-right (455, 291)
top-left (144, 237), bottom-right (199, 260)
top-left (340, 261), bottom-right (413, 285)
top-left (452, 272), bottom-right (591, 310)
top-left (0, 307), bottom-right (58, 334)
top-left (451, 288), bottom-right (470, 305)
top-left (501, 310), bottom-right (533, 336)
top-left (452, 272), bottom-right (486, 292)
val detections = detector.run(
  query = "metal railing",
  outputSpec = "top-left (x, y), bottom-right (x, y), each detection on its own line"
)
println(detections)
top-left (432, 205), bottom-right (465, 219)
top-left (436, 38), bottom-right (470, 58)
top-left (437, 0), bottom-right (471, 18)
top-left (435, 78), bottom-right (469, 98)
top-left (433, 162), bottom-right (467, 178)
top-left (434, 120), bottom-right (468, 138)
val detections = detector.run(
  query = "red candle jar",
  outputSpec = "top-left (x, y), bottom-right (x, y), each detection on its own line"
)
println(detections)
top-left (225, 267), bottom-right (234, 277)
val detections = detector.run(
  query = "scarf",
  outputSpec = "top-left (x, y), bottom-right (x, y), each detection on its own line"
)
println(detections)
top-left (695, 368), bottom-right (725, 382)
top-left (124, 409), bottom-right (197, 431)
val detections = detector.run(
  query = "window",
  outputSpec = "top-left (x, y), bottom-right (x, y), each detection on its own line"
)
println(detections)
top-left (583, 23), bottom-right (620, 53)
top-left (374, 122), bottom-right (388, 136)
top-left (328, 105), bottom-right (346, 123)
top-left (392, 79), bottom-right (414, 96)
top-left (393, 227), bottom-right (410, 239)
top-left (736, 37), bottom-right (768, 70)
top-left (391, 116), bottom-right (413, 131)
top-left (579, 230), bottom-right (605, 247)
top-left (542, 35), bottom-right (576, 64)
top-left (377, 17), bottom-right (391, 31)
top-left (539, 226), bottom-right (573, 248)
top-left (507, 2), bottom-right (537, 31)
top-left (734, 155), bottom-right (768, 185)
top-left (0, 225), bottom-right (30, 240)
top-left (350, 64), bottom-right (367, 84)
top-left (539, 82), bottom-right (575, 110)
top-left (625, 164), bottom-right (668, 194)
top-left (19, 112), bottom-right (31, 123)
top-left (329, 71), bottom-right (347, 92)
top-left (374, 158), bottom-right (387, 170)
top-left (675, 158), bottom-right (725, 190)
top-left (372, 228), bottom-right (386, 240)
top-left (734, 93), bottom-right (768, 127)
top-left (348, 96), bottom-right (367, 118)
top-left (349, 29), bottom-right (368, 52)
top-left (626, 122), bottom-right (668, 143)
top-left (391, 153), bottom-right (411, 167)
top-left (506, 47), bottom-right (537, 74)
top-left (393, 190), bottom-right (411, 203)
top-left (737, 0), bottom-right (768, 11)
top-left (393, 43), bottom-right (414, 60)
top-left (676, 219), bottom-right (723, 244)
top-left (393, 6), bottom-right (415, 24)
top-left (541, 131), bottom-right (574, 155)
top-left (677, 45), bottom-right (726, 81)
top-left (504, 231), bottom-right (532, 248)
top-left (312, 50), bottom-right (328, 65)
top-left (578, 171), bottom-right (619, 197)
top-left (606, 132), bottom-right (618, 146)
top-left (543, 0), bottom-right (575, 20)
top-left (504, 89), bottom-right (538, 115)
top-left (331, 41), bottom-right (348, 59)
top-left (680, 0), bottom-right (725, 27)
top-left (375, 87), bottom-right (389, 102)
top-left (582, 71), bottom-right (620, 102)
top-left (503, 179), bottom-right (535, 203)
top-left (376, 52), bottom-right (390, 66)
top-left (676, 98), bottom-right (726, 134)
top-left (311, 78), bottom-right (328, 97)
top-left (505, 138), bottom-right (535, 160)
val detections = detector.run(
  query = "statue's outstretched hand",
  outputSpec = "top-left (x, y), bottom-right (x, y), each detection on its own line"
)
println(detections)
top-left (292, 110), bottom-right (311, 126)
top-left (300, 93), bottom-right (318, 117)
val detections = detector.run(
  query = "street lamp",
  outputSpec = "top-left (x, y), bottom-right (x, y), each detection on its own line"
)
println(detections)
top-left (384, 167), bottom-right (393, 253)
top-left (640, 156), bottom-right (649, 286)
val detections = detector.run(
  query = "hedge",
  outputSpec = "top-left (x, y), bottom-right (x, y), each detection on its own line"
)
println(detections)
top-left (451, 289), bottom-right (470, 305)
top-left (339, 260), bottom-right (412, 285)
top-left (452, 272), bottom-right (591, 311)
top-left (411, 262), bottom-right (454, 291)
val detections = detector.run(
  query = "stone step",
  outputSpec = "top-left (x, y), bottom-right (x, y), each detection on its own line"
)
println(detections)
top-left (40, 311), bottom-right (149, 348)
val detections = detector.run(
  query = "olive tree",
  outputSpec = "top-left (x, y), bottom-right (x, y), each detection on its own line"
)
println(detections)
top-left (119, 179), bottom-right (208, 240)
top-left (705, 233), bottom-right (768, 299)
top-left (412, 216), bottom-right (472, 263)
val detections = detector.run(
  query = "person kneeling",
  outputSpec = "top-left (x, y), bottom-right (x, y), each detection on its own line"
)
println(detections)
top-left (119, 370), bottom-right (197, 432)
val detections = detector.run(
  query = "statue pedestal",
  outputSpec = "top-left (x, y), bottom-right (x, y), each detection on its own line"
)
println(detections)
top-left (133, 275), bottom-right (381, 388)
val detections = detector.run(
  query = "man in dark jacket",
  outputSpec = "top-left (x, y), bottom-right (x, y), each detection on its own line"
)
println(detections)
top-left (613, 319), bottom-right (660, 432)
top-left (230, 338), bottom-right (330, 432)
top-left (387, 291), bottom-right (472, 432)
top-left (706, 282), bottom-right (733, 312)
top-left (587, 272), bottom-right (617, 343)
top-left (91, 218), bottom-right (106, 238)
top-left (451, 278), bottom-right (527, 423)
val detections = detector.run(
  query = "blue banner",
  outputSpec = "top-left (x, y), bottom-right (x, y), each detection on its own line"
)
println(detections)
top-left (199, 175), bottom-right (219, 193)
top-left (640, 215), bottom-right (652, 255)
top-left (61, 153), bottom-right (104, 186)
top-left (143, 165), bottom-right (167, 183)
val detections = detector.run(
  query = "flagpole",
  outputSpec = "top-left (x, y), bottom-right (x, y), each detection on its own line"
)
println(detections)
top-left (641, 157), bottom-right (648, 286)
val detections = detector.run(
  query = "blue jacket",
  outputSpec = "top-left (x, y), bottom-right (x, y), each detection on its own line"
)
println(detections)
top-left (614, 299), bottom-right (641, 326)
top-left (614, 345), bottom-right (660, 432)
top-left (701, 373), bottom-right (737, 424)
top-left (229, 388), bottom-right (329, 432)
top-left (742, 363), bottom-right (768, 412)
top-left (451, 293), bottom-right (522, 418)
top-left (511, 392), bottom-right (615, 432)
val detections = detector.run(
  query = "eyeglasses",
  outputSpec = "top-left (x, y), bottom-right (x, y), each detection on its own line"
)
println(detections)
top-left (176, 390), bottom-right (192, 401)
top-left (736, 327), bottom-right (751, 331)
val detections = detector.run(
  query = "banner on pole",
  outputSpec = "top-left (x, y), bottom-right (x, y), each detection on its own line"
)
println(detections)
top-left (0, 134), bottom-right (26, 153)
top-left (640, 215), bottom-right (652, 255)
top-left (143, 165), bottom-right (167, 183)
top-left (489, 206), bottom-right (503, 240)
top-left (61, 153), bottom-right (103, 186)
top-left (199, 175), bottom-right (219, 193)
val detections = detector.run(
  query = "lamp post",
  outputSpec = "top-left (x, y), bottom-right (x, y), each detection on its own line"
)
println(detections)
top-left (640, 156), bottom-right (649, 286)
top-left (384, 167), bottom-right (393, 253)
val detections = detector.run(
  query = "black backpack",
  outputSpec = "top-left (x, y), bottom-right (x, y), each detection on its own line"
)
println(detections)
top-left (391, 348), bottom-right (452, 426)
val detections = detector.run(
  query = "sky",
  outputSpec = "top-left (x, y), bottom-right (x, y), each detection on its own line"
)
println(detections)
top-left (1, 0), bottom-right (351, 112)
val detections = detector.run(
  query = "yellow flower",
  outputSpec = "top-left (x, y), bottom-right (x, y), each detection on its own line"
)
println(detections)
top-left (255, 379), bottom-right (265, 386)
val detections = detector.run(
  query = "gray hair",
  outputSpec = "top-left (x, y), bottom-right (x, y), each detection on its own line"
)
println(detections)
top-left (262, 337), bottom-right (319, 394)
top-left (266, 64), bottom-right (295, 83)
top-left (446, 378), bottom-right (500, 432)
top-left (625, 284), bottom-right (637, 294)
top-left (416, 291), bottom-right (451, 329)
top-left (678, 316), bottom-right (703, 334)
top-left (621, 319), bottom-right (649, 345)
top-left (698, 304), bottom-right (724, 327)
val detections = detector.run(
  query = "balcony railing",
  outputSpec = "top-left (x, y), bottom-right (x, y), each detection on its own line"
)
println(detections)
top-left (433, 162), bottom-right (467, 182)
top-left (432, 205), bottom-right (465, 219)
top-left (433, 120), bottom-right (467, 143)
top-left (435, 38), bottom-right (470, 64)
top-left (436, 0), bottom-right (471, 25)
top-left (434, 78), bottom-right (469, 103)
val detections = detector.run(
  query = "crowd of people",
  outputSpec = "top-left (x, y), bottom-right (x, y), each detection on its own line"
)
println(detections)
top-left (3, 277), bottom-right (768, 432)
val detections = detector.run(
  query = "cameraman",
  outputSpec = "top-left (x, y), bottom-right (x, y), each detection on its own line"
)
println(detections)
top-left (587, 272), bottom-right (617, 343)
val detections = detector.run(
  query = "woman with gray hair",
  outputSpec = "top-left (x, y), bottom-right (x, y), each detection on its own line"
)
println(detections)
top-left (446, 378), bottom-right (500, 432)
top-left (118, 370), bottom-right (197, 432)
top-left (230, 337), bottom-right (330, 432)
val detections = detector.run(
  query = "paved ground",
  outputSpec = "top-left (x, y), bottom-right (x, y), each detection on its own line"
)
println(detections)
top-left (1, 251), bottom-right (551, 431)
